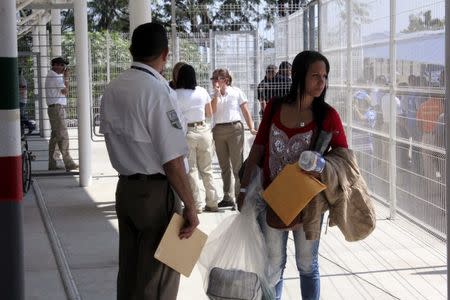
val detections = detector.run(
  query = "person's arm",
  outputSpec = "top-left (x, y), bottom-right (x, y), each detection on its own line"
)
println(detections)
top-left (210, 85), bottom-right (220, 113)
top-left (61, 69), bottom-right (69, 95)
top-left (205, 102), bottom-right (213, 119)
top-left (240, 102), bottom-right (257, 135)
top-left (237, 143), bottom-right (264, 211)
top-left (163, 156), bottom-right (199, 239)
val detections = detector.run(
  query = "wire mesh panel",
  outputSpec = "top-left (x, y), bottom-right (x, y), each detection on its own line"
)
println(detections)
top-left (16, 1), bottom-right (446, 237)
top-left (17, 18), bottom-right (80, 171)
top-left (321, 0), bottom-right (446, 237)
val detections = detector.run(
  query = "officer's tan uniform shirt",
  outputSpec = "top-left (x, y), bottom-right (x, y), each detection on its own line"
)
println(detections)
top-left (100, 62), bottom-right (188, 175)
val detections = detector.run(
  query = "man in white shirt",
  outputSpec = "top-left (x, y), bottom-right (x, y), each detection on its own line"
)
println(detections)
top-left (45, 57), bottom-right (78, 171)
top-left (100, 22), bottom-right (199, 300)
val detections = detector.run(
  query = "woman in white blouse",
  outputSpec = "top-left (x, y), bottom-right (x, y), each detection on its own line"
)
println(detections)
top-left (176, 64), bottom-right (219, 213)
top-left (210, 68), bottom-right (257, 209)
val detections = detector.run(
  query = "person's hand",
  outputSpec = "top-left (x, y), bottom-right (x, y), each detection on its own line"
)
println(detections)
top-left (302, 170), bottom-right (322, 179)
top-left (249, 128), bottom-right (258, 135)
top-left (213, 85), bottom-right (221, 98)
top-left (179, 206), bottom-right (199, 239)
top-left (237, 192), bottom-right (246, 211)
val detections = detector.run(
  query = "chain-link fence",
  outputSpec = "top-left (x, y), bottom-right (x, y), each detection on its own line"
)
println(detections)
top-left (16, 0), bottom-right (446, 237)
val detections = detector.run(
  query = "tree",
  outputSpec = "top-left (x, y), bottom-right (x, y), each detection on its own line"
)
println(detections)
top-left (402, 10), bottom-right (444, 33)
top-left (61, 0), bottom-right (129, 32)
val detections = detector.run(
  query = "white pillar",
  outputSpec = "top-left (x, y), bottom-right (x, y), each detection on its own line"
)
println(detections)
top-left (32, 25), bottom-right (41, 130)
top-left (51, 9), bottom-right (62, 57)
top-left (39, 14), bottom-right (51, 138)
top-left (129, 0), bottom-right (152, 35)
top-left (73, 0), bottom-right (92, 187)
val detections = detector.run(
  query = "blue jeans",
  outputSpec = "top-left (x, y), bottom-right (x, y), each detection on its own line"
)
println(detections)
top-left (258, 209), bottom-right (323, 300)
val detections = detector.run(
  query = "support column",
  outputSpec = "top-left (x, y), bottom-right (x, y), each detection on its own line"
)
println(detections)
top-left (51, 9), bottom-right (62, 57)
top-left (73, 0), bottom-right (92, 187)
top-left (32, 25), bottom-right (41, 131)
top-left (39, 14), bottom-right (50, 138)
top-left (0, 0), bottom-right (24, 299)
top-left (129, 0), bottom-right (152, 35)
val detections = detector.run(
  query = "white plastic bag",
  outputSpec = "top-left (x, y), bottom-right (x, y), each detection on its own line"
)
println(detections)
top-left (198, 168), bottom-right (274, 300)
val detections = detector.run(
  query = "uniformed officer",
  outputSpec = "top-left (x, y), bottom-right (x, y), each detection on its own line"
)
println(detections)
top-left (100, 22), bottom-right (199, 300)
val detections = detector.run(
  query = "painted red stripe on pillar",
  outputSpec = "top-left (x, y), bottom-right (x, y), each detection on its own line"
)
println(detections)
top-left (0, 156), bottom-right (22, 202)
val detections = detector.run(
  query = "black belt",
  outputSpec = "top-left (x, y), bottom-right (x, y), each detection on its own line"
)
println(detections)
top-left (216, 121), bottom-right (241, 126)
top-left (48, 104), bottom-right (62, 108)
top-left (119, 173), bottom-right (166, 181)
top-left (188, 121), bottom-right (205, 127)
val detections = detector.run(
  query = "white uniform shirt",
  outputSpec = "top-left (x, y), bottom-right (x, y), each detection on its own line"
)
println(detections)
top-left (45, 69), bottom-right (67, 106)
top-left (213, 85), bottom-right (247, 124)
top-left (100, 62), bottom-right (189, 175)
top-left (176, 86), bottom-right (211, 123)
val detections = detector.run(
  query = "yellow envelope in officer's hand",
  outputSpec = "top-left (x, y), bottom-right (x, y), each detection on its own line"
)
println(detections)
top-left (262, 163), bottom-right (327, 226)
top-left (154, 213), bottom-right (207, 277)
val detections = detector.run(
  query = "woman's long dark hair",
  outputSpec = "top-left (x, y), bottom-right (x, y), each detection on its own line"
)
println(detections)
top-left (284, 50), bottom-right (331, 131)
top-left (176, 64), bottom-right (197, 90)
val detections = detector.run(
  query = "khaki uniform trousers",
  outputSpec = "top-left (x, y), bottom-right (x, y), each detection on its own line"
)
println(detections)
top-left (115, 176), bottom-right (181, 300)
top-left (212, 121), bottom-right (244, 201)
top-left (187, 124), bottom-right (218, 209)
top-left (47, 104), bottom-right (75, 168)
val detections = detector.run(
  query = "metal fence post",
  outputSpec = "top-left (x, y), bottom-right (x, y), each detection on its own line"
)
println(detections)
top-left (388, 0), bottom-right (397, 219)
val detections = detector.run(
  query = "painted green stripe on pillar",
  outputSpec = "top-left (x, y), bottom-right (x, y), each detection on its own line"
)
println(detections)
top-left (0, 57), bottom-right (18, 110)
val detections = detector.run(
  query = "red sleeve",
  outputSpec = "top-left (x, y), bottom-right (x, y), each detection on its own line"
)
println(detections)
top-left (322, 107), bottom-right (348, 148)
top-left (254, 100), bottom-right (277, 145)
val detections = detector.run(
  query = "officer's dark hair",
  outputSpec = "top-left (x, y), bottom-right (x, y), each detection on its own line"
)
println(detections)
top-left (129, 22), bottom-right (168, 62)
top-left (176, 64), bottom-right (197, 90)
top-left (285, 50), bottom-right (331, 131)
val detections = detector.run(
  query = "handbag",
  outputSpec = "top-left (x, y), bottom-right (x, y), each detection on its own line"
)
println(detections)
top-left (207, 267), bottom-right (262, 300)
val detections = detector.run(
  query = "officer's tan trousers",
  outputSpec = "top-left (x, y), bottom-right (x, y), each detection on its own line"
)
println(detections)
top-left (187, 124), bottom-right (218, 209)
top-left (47, 104), bottom-right (74, 168)
top-left (115, 176), bottom-right (181, 300)
top-left (212, 121), bottom-right (244, 201)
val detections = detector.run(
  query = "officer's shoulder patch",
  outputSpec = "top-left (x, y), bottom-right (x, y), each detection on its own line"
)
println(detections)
top-left (166, 109), bottom-right (182, 129)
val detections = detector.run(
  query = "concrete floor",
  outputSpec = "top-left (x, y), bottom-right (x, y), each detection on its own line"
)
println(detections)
top-left (23, 134), bottom-right (446, 299)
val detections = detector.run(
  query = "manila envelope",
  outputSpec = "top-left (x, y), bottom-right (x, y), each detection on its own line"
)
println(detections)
top-left (262, 163), bottom-right (327, 226)
top-left (154, 213), bottom-right (208, 277)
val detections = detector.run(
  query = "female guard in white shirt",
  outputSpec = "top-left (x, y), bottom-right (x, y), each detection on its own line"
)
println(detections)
top-left (176, 64), bottom-right (219, 213)
top-left (210, 68), bottom-right (257, 209)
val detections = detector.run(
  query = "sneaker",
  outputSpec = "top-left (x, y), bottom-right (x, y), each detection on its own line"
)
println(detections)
top-left (218, 200), bottom-right (235, 208)
top-left (204, 205), bottom-right (219, 212)
top-left (65, 163), bottom-right (79, 171)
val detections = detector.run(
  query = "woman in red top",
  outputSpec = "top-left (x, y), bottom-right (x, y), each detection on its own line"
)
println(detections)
top-left (238, 51), bottom-right (348, 300)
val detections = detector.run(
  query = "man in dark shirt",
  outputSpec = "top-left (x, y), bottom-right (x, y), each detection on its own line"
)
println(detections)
top-left (257, 64), bottom-right (278, 113)
top-left (269, 61), bottom-right (292, 100)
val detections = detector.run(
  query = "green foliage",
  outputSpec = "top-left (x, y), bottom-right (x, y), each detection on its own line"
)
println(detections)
top-left (402, 10), bottom-right (444, 33)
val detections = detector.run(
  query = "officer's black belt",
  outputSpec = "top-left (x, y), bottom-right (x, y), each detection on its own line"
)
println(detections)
top-left (216, 121), bottom-right (241, 126)
top-left (119, 173), bottom-right (166, 181)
